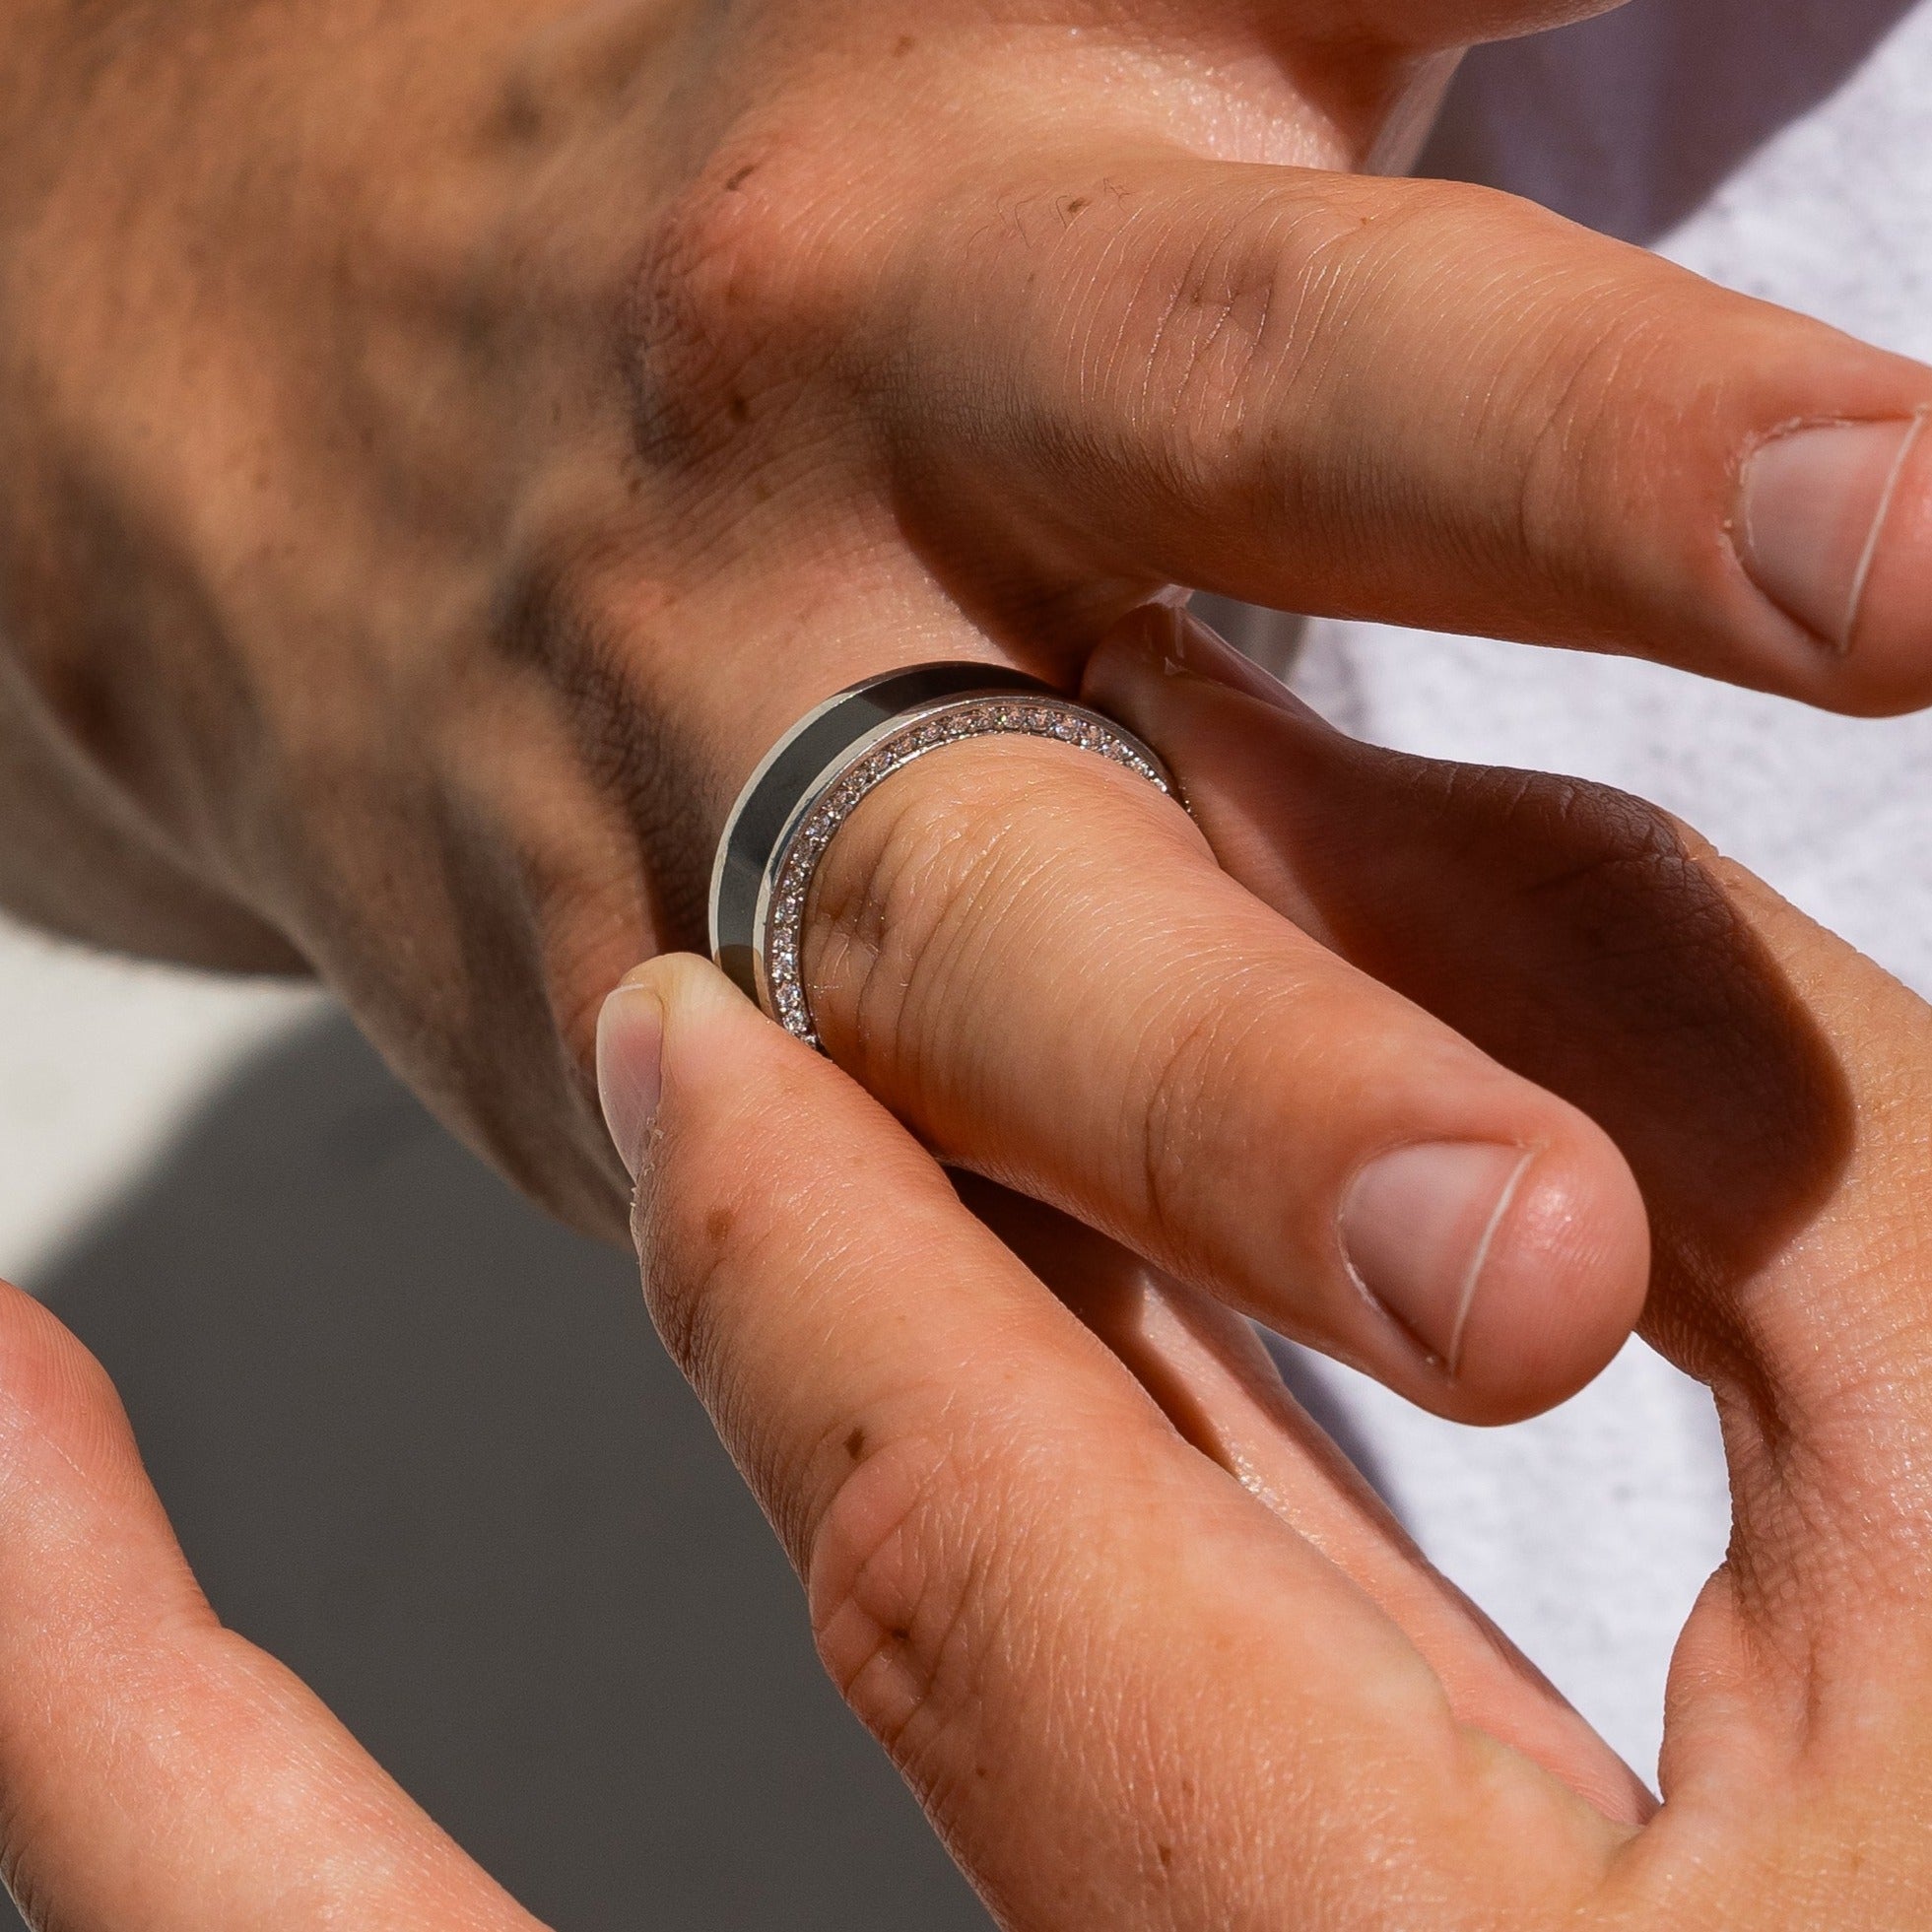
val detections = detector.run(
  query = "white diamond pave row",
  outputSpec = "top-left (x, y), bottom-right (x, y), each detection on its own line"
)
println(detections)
top-left (708, 666), bottom-right (1178, 1050)
top-left (764, 697), bottom-right (1172, 1046)
top-left (742, 692), bottom-right (1166, 1058)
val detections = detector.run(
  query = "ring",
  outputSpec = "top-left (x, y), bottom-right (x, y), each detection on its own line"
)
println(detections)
top-left (708, 662), bottom-right (1178, 1048)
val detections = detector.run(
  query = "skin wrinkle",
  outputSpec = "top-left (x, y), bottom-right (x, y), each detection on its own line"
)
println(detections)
top-left (1113, 201), bottom-right (1177, 444)
top-left (972, 168), bottom-right (1680, 613)
top-left (1166, 220), bottom-right (1282, 469)
top-left (811, 743), bottom-right (1156, 1063)
top-left (814, 1392), bottom-right (1148, 1829)
top-left (1132, 961), bottom-right (1281, 1260)
top-left (873, 780), bottom-right (1166, 1130)
top-left (888, 813), bottom-right (1043, 1067)
top-left (811, 1443), bottom-right (950, 1722)
top-left (1511, 292), bottom-right (1681, 600)
top-left (908, 851), bottom-right (1062, 1124)
top-left (812, 763), bottom-right (1019, 1087)
top-left (1122, 188), bottom-right (1356, 481)
top-left (865, 1510), bottom-right (999, 1799)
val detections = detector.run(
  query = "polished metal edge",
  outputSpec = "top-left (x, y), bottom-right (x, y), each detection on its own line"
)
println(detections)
top-left (708, 665), bottom-right (1052, 1007)
top-left (734, 689), bottom-right (1173, 1050)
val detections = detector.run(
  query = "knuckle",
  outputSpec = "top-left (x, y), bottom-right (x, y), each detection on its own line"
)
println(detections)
top-left (804, 741), bottom-right (1061, 1087)
top-left (487, 510), bottom-right (715, 936)
top-left (1074, 183), bottom-right (1346, 489)
top-left (627, 168), bottom-right (776, 457)
top-left (1061, 174), bottom-right (1457, 497)
top-left (624, 130), bottom-right (875, 469)
top-left (1480, 766), bottom-right (1687, 892)
top-left (1478, 766), bottom-right (1737, 969)
top-left (806, 1432), bottom-right (986, 1783)
top-left (1446, 764), bottom-right (1776, 1037)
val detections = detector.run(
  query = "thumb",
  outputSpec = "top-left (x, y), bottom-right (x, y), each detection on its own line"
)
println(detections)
top-left (0, 1279), bottom-right (536, 1931)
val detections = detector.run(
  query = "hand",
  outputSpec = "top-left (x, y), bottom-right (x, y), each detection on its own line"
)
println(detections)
top-left (0, 698), bottom-right (1922, 1927)
top-left (596, 689), bottom-right (1932, 1922)
top-left (8, 0), bottom-right (1932, 1421)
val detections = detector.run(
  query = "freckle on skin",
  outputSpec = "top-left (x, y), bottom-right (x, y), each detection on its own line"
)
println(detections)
top-left (893, 34), bottom-right (915, 55)
top-left (844, 1425), bottom-right (866, 1460)
top-left (724, 164), bottom-right (757, 191)
top-left (705, 1206), bottom-right (734, 1243)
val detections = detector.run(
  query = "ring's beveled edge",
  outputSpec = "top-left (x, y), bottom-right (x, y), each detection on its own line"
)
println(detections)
top-left (746, 700), bottom-right (973, 1019)
top-left (708, 665), bottom-right (1054, 999)
top-left (707, 664), bottom-right (1174, 1050)
top-left (758, 697), bottom-right (1172, 1047)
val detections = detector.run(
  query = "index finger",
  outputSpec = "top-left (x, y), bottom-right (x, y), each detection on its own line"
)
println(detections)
top-left (597, 957), bottom-right (1624, 1925)
top-left (875, 155), bottom-right (1932, 711)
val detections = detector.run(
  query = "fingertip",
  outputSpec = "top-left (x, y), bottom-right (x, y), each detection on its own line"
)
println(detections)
top-left (1726, 410), bottom-right (1932, 713)
top-left (0, 1280), bottom-right (126, 1456)
top-left (1446, 1113), bottom-right (1652, 1425)
top-left (1092, 613), bottom-right (1653, 1424)
top-left (597, 954), bottom-right (760, 1182)
top-left (1834, 415), bottom-right (1932, 713)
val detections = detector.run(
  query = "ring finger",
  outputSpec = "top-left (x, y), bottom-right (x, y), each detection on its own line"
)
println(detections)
top-left (787, 609), bottom-right (1648, 1426)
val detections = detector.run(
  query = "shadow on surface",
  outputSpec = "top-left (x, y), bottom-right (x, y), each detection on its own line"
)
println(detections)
top-left (23, 1013), bottom-right (989, 1932)
top-left (1424, 0), bottom-right (1918, 243)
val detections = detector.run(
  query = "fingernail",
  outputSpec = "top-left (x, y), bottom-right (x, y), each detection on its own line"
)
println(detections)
top-left (1156, 605), bottom-right (1299, 709)
top-left (1738, 417), bottom-right (1925, 652)
top-left (1340, 1143), bottom-right (1533, 1375)
top-left (596, 982), bottom-right (664, 1180)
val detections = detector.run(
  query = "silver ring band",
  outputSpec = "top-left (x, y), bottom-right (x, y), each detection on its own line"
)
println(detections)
top-left (708, 663), bottom-right (1176, 1048)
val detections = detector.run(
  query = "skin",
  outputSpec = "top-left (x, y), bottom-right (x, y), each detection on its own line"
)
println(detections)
top-left (10, 0), bottom-right (1932, 1429)
top-left (1, 662), bottom-right (1929, 1924)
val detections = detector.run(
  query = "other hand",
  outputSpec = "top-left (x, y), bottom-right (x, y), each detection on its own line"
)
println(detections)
top-left (0, 700), bottom-right (1919, 1924)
